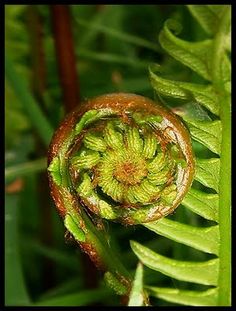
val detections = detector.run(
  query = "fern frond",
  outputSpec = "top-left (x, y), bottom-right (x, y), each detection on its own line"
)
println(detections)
top-left (131, 5), bottom-right (231, 306)
top-left (144, 218), bottom-right (219, 255)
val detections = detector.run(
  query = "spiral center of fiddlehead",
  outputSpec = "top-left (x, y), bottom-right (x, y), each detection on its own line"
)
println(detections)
top-left (98, 147), bottom-right (148, 190)
top-left (68, 116), bottom-right (185, 221)
top-left (113, 157), bottom-right (147, 185)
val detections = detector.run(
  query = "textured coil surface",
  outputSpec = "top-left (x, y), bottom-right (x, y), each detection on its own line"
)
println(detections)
top-left (48, 93), bottom-right (195, 225)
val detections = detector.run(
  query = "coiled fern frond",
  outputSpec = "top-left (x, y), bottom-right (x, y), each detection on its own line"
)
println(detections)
top-left (47, 93), bottom-right (195, 301)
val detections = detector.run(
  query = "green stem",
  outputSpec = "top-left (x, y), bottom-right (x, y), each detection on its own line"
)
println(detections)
top-left (217, 95), bottom-right (231, 306)
top-left (211, 6), bottom-right (231, 306)
top-left (5, 158), bottom-right (46, 182)
top-left (62, 188), bottom-right (132, 290)
top-left (5, 56), bottom-right (54, 147)
top-left (48, 120), bottom-right (132, 291)
top-left (80, 210), bottom-right (132, 281)
top-left (211, 6), bottom-right (231, 89)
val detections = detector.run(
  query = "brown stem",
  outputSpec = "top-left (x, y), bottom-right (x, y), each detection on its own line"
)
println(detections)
top-left (50, 5), bottom-right (80, 113)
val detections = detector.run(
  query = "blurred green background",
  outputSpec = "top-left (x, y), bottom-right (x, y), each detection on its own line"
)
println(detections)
top-left (5, 4), bottom-right (211, 306)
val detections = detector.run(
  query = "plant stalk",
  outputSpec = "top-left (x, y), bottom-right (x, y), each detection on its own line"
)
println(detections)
top-left (50, 5), bottom-right (80, 113)
top-left (211, 6), bottom-right (231, 306)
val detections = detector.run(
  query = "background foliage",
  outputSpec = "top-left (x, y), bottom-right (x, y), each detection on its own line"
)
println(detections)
top-left (5, 4), bottom-right (230, 306)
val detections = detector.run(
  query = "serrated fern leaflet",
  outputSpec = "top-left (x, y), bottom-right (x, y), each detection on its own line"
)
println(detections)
top-left (131, 5), bottom-right (231, 306)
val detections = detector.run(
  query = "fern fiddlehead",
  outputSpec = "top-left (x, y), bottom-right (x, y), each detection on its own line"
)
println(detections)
top-left (47, 93), bottom-right (195, 298)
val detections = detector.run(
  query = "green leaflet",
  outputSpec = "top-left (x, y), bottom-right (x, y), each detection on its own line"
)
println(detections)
top-left (149, 68), bottom-right (219, 115)
top-left (71, 151), bottom-right (100, 170)
top-left (182, 188), bottom-right (219, 222)
top-left (99, 201), bottom-right (117, 220)
top-left (130, 241), bottom-right (219, 286)
top-left (75, 109), bottom-right (114, 135)
top-left (146, 286), bottom-right (218, 306)
top-left (159, 19), bottom-right (212, 81)
top-left (48, 157), bottom-right (62, 186)
top-left (104, 122), bottom-right (124, 149)
top-left (195, 158), bottom-right (220, 192)
top-left (104, 272), bottom-right (127, 296)
top-left (144, 218), bottom-right (219, 255)
top-left (182, 117), bottom-right (222, 155)
top-left (126, 127), bottom-right (143, 154)
top-left (128, 263), bottom-right (144, 306)
top-left (142, 132), bottom-right (158, 159)
top-left (83, 132), bottom-right (107, 152)
top-left (64, 214), bottom-right (86, 242)
top-left (48, 154), bottom-right (71, 188)
top-left (76, 173), bottom-right (93, 197)
top-left (187, 5), bottom-right (227, 35)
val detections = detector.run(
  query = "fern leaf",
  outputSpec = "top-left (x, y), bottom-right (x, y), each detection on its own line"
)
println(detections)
top-left (128, 263), bottom-right (146, 306)
top-left (182, 188), bottom-right (218, 221)
top-left (159, 19), bottom-right (212, 80)
top-left (187, 5), bottom-right (227, 35)
top-left (182, 117), bottom-right (222, 155)
top-left (130, 241), bottom-right (219, 286)
top-left (144, 218), bottom-right (219, 255)
top-left (149, 69), bottom-right (219, 115)
top-left (146, 286), bottom-right (218, 306)
top-left (131, 5), bottom-right (231, 306)
top-left (195, 158), bottom-right (220, 192)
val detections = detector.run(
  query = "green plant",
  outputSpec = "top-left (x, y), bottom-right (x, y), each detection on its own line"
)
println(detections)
top-left (131, 5), bottom-right (231, 306)
top-left (47, 92), bottom-right (195, 300)
top-left (47, 5), bottom-right (231, 306)
top-left (5, 4), bottom-right (231, 307)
